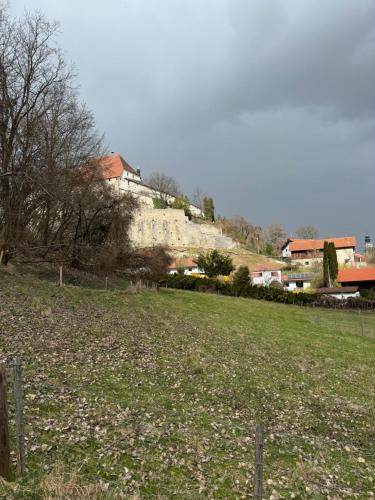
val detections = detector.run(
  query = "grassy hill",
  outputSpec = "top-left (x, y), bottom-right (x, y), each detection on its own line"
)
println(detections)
top-left (172, 246), bottom-right (284, 271)
top-left (0, 270), bottom-right (374, 498)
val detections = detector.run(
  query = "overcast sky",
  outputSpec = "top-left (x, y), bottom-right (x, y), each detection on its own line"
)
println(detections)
top-left (11, 0), bottom-right (375, 247)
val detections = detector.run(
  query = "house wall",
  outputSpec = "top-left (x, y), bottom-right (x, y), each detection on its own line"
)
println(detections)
top-left (252, 270), bottom-right (282, 286)
top-left (290, 248), bottom-right (355, 267)
top-left (284, 280), bottom-right (311, 291)
top-left (281, 245), bottom-right (291, 258)
top-left (168, 266), bottom-right (202, 276)
top-left (110, 177), bottom-right (203, 216)
top-left (326, 291), bottom-right (360, 300)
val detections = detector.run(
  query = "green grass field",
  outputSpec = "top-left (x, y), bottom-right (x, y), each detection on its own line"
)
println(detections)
top-left (0, 270), bottom-right (374, 498)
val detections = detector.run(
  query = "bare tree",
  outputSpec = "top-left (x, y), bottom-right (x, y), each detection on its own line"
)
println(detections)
top-left (266, 223), bottom-right (286, 256)
top-left (295, 225), bottom-right (319, 239)
top-left (0, 7), bottom-right (138, 271)
top-left (217, 216), bottom-right (265, 253)
top-left (0, 9), bottom-right (70, 261)
top-left (191, 188), bottom-right (206, 210)
top-left (144, 172), bottom-right (179, 202)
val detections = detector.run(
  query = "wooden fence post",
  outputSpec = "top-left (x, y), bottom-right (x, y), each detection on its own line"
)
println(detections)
top-left (0, 365), bottom-right (11, 480)
top-left (59, 266), bottom-right (63, 287)
top-left (13, 358), bottom-right (25, 476)
top-left (105, 277), bottom-right (108, 290)
top-left (254, 421), bottom-right (264, 500)
top-left (359, 309), bottom-right (364, 336)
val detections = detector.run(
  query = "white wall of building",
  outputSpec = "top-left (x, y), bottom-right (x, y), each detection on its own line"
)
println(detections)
top-left (168, 266), bottom-right (202, 276)
top-left (110, 176), bottom-right (203, 216)
top-left (284, 280), bottom-right (311, 291)
top-left (281, 245), bottom-right (291, 258)
top-left (326, 291), bottom-right (360, 300)
top-left (251, 270), bottom-right (282, 286)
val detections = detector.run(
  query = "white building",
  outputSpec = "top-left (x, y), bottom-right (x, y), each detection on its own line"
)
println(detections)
top-left (281, 237), bottom-right (356, 267)
top-left (251, 265), bottom-right (282, 286)
top-left (168, 258), bottom-right (203, 275)
top-left (87, 153), bottom-right (203, 217)
top-left (315, 286), bottom-right (360, 300)
top-left (283, 273), bottom-right (313, 291)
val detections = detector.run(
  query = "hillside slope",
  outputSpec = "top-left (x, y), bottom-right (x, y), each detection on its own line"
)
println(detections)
top-left (0, 271), bottom-right (374, 498)
top-left (171, 246), bottom-right (284, 272)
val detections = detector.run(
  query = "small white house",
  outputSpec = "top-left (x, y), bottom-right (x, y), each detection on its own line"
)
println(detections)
top-left (251, 265), bottom-right (282, 286)
top-left (315, 286), bottom-right (360, 300)
top-left (283, 273), bottom-right (313, 291)
top-left (168, 258), bottom-right (203, 275)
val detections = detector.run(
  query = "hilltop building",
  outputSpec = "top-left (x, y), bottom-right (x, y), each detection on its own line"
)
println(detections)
top-left (281, 237), bottom-right (356, 267)
top-left (86, 153), bottom-right (236, 250)
top-left (88, 153), bottom-right (203, 217)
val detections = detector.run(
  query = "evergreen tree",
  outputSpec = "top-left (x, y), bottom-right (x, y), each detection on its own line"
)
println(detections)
top-left (233, 266), bottom-right (250, 286)
top-left (172, 195), bottom-right (192, 219)
top-left (196, 250), bottom-right (234, 277)
top-left (323, 241), bottom-right (338, 286)
top-left (203, 197), bottom-right (215, 222)
top-left (328, 242), bottom-right (338, 282)
top-left (323, 241), bottom-right (330, 287)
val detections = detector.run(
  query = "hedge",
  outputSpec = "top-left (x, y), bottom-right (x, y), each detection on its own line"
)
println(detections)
top-left (159, 275), bottom-right (375, 311)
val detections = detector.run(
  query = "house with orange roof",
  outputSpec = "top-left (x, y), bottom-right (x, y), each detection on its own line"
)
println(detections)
top-left (281, 237), bottom-right (356, 267)
top-left (168, 258), bottom-right (203, 276)
top-left (337, 268), bottom-right (375, 290)
top-left (251, 263), bottom-right (282, 286)
top-left (86, 153), bottom-right (203, 217)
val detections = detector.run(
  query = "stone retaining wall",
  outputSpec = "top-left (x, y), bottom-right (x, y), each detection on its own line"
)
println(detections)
top-left (129, 208), bottom-right (236, 249)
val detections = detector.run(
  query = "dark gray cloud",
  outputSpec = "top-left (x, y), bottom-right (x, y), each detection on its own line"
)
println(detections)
top-left (11, 0), bottom-right (375, 247)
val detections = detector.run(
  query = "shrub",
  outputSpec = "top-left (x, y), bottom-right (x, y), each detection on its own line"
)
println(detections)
top-left (153, 198), bottom-right (168, 209)
top-left (233, 266), bottom-right (250, 286)
top-left (196, 250), bottom-right (234, 278)
top-left (159, 275), bottom-right (375, 310)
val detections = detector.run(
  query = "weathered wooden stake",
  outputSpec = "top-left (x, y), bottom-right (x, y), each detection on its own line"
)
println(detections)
top-left (105, 277), bottom-right (108, 290)
top-left (13, 358), bottom-right (25, 476)
top-left (359, 309), bottom-right (364, 336)
top-left (254, 421), bottom-right (264, 500)
top-left (59, 266), bottom-right (63, 287)
top-left (0, 366), bottom-right (11, 480)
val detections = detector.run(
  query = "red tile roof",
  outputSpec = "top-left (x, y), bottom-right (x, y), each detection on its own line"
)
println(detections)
top-left (168, 258), bottom-right (198, 269)
top-left (251, 263), bottom-right (281, 272)
top-left (87, 154), bottom-right (139, 180)
top-left (288, 237), bottom-right (356, 252)
top-left (337, 268), bottom-right (375, 283)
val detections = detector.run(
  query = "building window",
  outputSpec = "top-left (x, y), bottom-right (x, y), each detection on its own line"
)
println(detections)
top-left (305, 261), bottom-right (309, 266)
top-left (271, 271), bottom-right (279, 277)
top-left (285, 282), bottom-right (289, 287)
top-left (296, 281), bottom-right (303, 288)
top-left (188, 268), bottom-right (192, 272)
